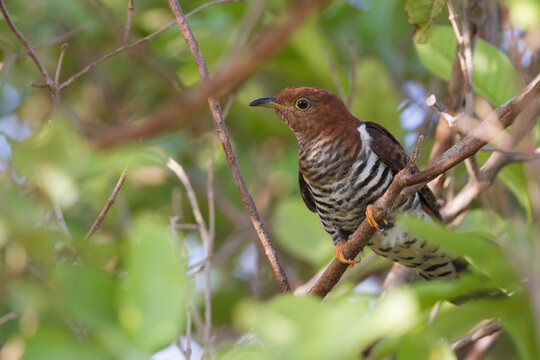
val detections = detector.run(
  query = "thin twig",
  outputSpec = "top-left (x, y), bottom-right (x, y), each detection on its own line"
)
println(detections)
top-left (54, 43), bottom-right (69, 85)
top-left (0, 312), bottom-right (17, 326)
top-left (324, 46), bottom-right (347, 101)
top-left (0, 0), bottom-right (54, 87)
top-left (166, 0), bottom-right (292, 293)
top-left (167, 159), bottom-right (210, 245)
top-left (204, 132), bottom-right (217, 359)
top-left (451, 321), bottom-right (501, 352)
top-left (53, 201), bottom-right (72, 240)
top-left (176, 309), bottom-right (192, 360)
top-left (441, 106), bottom-right (540, 220)
top-left (85, 168), bottom-right (128, 240)
top-left (122, 0), bottom-right (135, 45)
top-left (346, 40), bottom-right (358, 108)
top-left (97, 0), bottom-right (330, 147)
top-left (166, 158), bottom-right (213, 355)
top-left (58, 0), bottom-right (241, 90)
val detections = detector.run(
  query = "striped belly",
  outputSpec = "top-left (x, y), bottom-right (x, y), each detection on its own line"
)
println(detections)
top-left (303, 152), bottom-right (456, 280)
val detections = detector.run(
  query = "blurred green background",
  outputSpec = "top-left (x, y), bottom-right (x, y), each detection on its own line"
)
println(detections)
top-left (1, 0), bottom-right (539, 359)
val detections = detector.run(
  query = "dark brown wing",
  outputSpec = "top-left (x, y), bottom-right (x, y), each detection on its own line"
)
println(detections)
top-left (299, 170), bottom-right (316, 212)
top-left (364, 121), bottom-right (441, 220)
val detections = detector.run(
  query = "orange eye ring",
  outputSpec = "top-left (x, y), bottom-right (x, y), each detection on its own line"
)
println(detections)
top-left (295, 98), bottom-right (311, 111)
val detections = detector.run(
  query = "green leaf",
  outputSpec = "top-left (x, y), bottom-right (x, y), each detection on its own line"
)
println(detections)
top-left (351, 58), bottom-right (405, 143)
top-left (118, 215), bottom-right (185, 351)
top-left (415, 25), bottom-right (524, 105)
top-left (405, 0), bottom-right (445, 43)
top-left (399, 215), bottom-right (519, 288)
top-left (273, 198), bottom-right (332, 266)
top-left (234, 289), bottom-right (419, 359)
top-left (499, 293), bottom-right (539, 360)
top-left (497, 162), bottom-right (533, 220)
top-left (22, 326), bottom-right (110, 360)
top-left (503, 0), bottom-right (540, 29)
top-left (52, 265), bottom-right (115, 327)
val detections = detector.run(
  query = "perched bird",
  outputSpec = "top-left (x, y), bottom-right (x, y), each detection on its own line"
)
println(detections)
top-left (250, 87), bottom-right (457, 280)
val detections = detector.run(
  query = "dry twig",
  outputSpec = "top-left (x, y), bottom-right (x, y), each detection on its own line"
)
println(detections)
top-left (166, 158), bottom-right (213, 355)
top-left (166, 0), bottom-right (292, 293)
top-left (97, 0), bottom-right (330, 147)
top-left (85, 168), bottom-right (128, 241)
top-left (451, 321), bottom-right (501, 352)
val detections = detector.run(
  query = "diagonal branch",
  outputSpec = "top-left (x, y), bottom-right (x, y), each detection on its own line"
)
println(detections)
top-left (97, 0), bottom-right (330, 148)
top-left (58, 0), bottom-right (242, 90)
top-left (166, 0), bottom-right (293, 293)
top-left (0, 0), bottom-right (53, 87)
top-left (85, 168), bottom-right (128, 241)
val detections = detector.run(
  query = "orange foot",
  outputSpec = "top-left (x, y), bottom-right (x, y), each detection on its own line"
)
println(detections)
top-left (335, 242), bottom-right (359, 266)
top-left (366, 204), bottom-right (386, 232)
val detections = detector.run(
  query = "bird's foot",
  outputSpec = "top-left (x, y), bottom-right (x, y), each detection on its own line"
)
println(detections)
top-left (335, 242), bottom-right (359, 266)
top-left (366, 204), bottom-right (387, 232)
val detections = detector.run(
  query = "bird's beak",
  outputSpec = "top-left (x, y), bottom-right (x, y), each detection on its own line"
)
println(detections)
top-left (249, 97), bottom-right (284, 109)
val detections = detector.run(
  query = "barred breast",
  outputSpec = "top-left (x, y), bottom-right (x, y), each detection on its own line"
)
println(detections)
top-left (299, 123), bottom-right (456, 280)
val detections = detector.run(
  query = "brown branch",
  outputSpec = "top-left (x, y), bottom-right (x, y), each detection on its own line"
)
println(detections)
top-left (309, 74), bottom-right (540, 297)
top-left (97, 0), bottom-right (330, 148)
top-left (122, 0), bottom-right (135, 45)
top-left (85, 168), bottom-right (128, 240)
top-left (0, 0), bottom-right (53, 86)
top-left (0, 0), bottom-right (61, 105)
top-left (59, 0), bottom-right (241, 90)
top-left (451, 321), bottom-right (501, 352)
top-left (54, 43), bottom-right (69, 85)
top-left (166, 0), bottom-right (293, 294)
top-left (53, 201), bottom-right (72, 241)
top-left (166, 159), bottom-right (213, 354)
top-left (441, 105), bottom-right (539, 220)
top-left (0, 311), bottom-right (17, 326)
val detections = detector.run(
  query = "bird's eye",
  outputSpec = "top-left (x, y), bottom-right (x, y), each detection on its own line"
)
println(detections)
top-left (295, 98), bottom-right (311, 111)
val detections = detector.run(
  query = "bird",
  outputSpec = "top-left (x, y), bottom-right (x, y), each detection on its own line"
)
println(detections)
top-left (250, 87), bottom-right (457, 280)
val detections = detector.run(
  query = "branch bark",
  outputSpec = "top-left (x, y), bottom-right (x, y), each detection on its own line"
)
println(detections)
top-left (97, 0), bottom-right (330, 148)
top-left (166, 0), bottom-right (293, 293)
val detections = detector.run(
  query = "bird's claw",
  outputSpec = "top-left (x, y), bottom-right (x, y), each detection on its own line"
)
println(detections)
top-left (366, 204), bottom-right (387, 232)
top-left (335, 242), bottom-right (360, 266)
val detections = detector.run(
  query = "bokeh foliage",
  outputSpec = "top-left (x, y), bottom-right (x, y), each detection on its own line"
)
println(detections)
top-left (1, 0), bottom-right (539, 359)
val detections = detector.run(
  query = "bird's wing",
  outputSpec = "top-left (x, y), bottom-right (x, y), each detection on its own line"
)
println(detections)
top-left (299, 170), bottom-right (317, 212)
top-left (364, 121), bottom-right (441, 220)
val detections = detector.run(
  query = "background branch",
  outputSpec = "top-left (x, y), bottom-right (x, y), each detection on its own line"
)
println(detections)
top-left (166, 0), bottom-right (291, 293)
top-left (97, 0), bottom-right (330, 148)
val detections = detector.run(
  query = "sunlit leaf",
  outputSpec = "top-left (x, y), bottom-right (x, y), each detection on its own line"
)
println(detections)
top-left (499, 293), bottom-right (539, 360)
top-left (502, 0), bottom-right (540, 28)
top-left (497, 162), bottom-right (533, 220)
top-left (415, 25), bottom-right (524, 105)
top-left (405, 0), bottom-right (445, 43)
top-left (351, 58), bottom-right (405, 143)
top-left (22, 326), bottom-right (110, 360)
top-left (234, 289), bottom-right (419, 359)
top-left (118, 215), bottom-right (185, 351)
top-left (273, 198), bottom-right (332, 266)
top-left (399, 215), bottom-right (519, 288)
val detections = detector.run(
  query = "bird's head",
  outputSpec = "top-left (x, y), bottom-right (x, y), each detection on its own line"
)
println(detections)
top-left (249, 87), bottom-right (356, 137)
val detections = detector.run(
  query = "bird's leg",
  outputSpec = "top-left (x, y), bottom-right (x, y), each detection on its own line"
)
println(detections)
top-left (334, 241), bottom-right (359, 266)
top-left (365, 204), bottom-right (387, 232)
